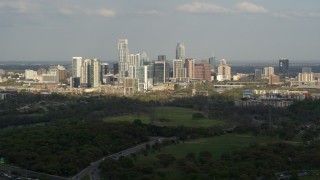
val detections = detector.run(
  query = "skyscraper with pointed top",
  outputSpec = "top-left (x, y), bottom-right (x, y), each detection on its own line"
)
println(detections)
top-left (176, 43), bottom-right (185, 61)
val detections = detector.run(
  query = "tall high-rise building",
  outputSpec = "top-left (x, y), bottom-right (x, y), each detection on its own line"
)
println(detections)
top-left (147, 64), bottom-right (154, 87)
top-left (185, 59), bottom-right (195, 79)
top-left (129, 54), bottom-right (141, 66)
top-left (263, 67), bottom-right (274, 77)
top-left (176, 43), bottom-right (185, 61)
top-left (173, 59), bottom-right (186, 79)
top-left (209, 51), bottom-right (216, 72)
top-left (128, 65), bottom-right (136, 79)
top-left (88, 58), bottom-right (101, 88)
top-left (101, 63), bottom-right (109, 75)
top-left (141, 52), bottom-right (150, 65)
top-left (135, 66), bottom-right (148, 92)
top-left (118, 39), bottom-right (129, 81)
top-left (279, 59), bottom-right (289, 78)
top-left (113, 63), bottom-right (119, 75)
top-left (217, 59), bottom-right (231, 81)
top-left (158, 55), bottom-right (166, 61)
top-left (81, 59), bottom-right (91, 86)
top-left (194, 60), bottom-right (211, 81)
top-left (72, 57), bottom-right (82, 78)
top-left (154, 61), bottom-right (169, 84)
top-left (101, 63), bottom-right (109, 84)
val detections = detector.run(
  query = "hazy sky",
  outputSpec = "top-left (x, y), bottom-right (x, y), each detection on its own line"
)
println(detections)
top-left (1, 0), bottom-right (320, 62)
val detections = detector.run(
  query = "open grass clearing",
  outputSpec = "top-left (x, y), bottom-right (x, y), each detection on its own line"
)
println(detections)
top-left (104, 106), bottom-right (224, 127)
top-left (135, 134), bottom-right (300, 165)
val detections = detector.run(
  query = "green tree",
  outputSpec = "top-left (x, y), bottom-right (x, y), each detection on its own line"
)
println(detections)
top-left (156, 154), bottom-right (176, 167)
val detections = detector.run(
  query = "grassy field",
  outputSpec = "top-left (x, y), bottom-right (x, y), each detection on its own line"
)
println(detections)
top-left (135, 134), bottom-right (297, 164)
top-left (132, 134), bottom-right (298, 179)
top-left (104, 106), bottom-right (224, 127)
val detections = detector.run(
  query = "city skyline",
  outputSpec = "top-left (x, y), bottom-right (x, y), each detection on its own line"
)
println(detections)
top-left (1, 0), bottom-right (320, 62)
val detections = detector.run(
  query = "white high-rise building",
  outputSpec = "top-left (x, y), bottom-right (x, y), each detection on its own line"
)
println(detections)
top-left (89, 58), bottom-right (101, 88)
top-left (118, 39), bottom-right (129, 81)
top-left (135, 66), bottom-right (148, 92)
top-left (72, 57), bottom-right (82, 78)
top-left (81, 59), bottom-right (91, 85)
top-left (129, 54), bottom-right (141, 67)
top-left (176, 43), bottom-right (185, 62)
top-left (173, 59), bottom-right (186, 80)
top-left (263, 67), bottom-right (274, 77)
top-left (217, 59), bottom-right (231, 81)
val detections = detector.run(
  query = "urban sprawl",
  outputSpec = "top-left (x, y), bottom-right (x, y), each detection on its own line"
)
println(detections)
top-left (1, 39), bottom-right (320, 106)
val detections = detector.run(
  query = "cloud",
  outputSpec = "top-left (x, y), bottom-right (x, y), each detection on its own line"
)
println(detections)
top-left (293, 12), bottom-right (320, 18)
top-left (0, 0), bottom-right (39, 13)
top-left (96, 8), bottom-right (115, 17)
top-left (58, 5), bottom-right (115, 17)
top-left (272, 12), bottom-right (292, 20)
top-left (138, 10), bottom-right (165, 16)
top-left (270, 11), bottom-right (320, 20)
top-left (176, 2), bottom-right (230, 14)
top-left (234, 1), bottom-right (267, 13)
top-left (58, 6), bottom-right (77, 15)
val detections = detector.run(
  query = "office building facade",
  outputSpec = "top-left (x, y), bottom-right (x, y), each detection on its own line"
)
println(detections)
top-left (118, 39), bottom-right (129, 81)
top-left (217, 59), bottom-right (231, 81)
top-left (254, 69), bottom-right (263, 79)
top-left (173, 59), bottom-right (186, 80)
top-left (88, 58), bottom-right (101, 88)
top-left (176, 43), bottom-right (185, 61)
top-left (72, 57), bottom-right (82, 78)
top-left (209, 56), bottom-right (216, 72)
top-left (194, 60), bottom-right (211, 81)
top-left (279, 59), bottom-right (289, 78)
top-left (263, 67), bottom-right (274, 77)
top-left (185, 59), bottom-right (195, 79)
top-left (154, 61), bottom-right (169, 84)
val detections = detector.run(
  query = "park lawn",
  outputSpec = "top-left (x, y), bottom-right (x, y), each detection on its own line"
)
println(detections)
top-left (151, 106), bottom-right (223, 127)
top-left (135, 134), bottom-right (293, 165)
top-left (104, 106), bottom-right (224, 127)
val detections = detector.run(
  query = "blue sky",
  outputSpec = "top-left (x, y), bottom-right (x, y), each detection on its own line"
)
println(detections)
top-left (1, 0), bottom-right (320, 62)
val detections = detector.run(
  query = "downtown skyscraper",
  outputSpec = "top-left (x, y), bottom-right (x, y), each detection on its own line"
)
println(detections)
top-left (279, 59), bottom-right (289, 78)
top-left (88, 58), bottom-right (101, 88)
top-left (118, 39), bottom-right (129, 82)
top-left (72, 57), bottom-right (83, 78)
top-left (176, 43), bottom-right (185, 61)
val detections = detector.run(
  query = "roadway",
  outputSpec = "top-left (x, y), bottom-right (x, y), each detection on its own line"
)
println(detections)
top-left (0, 164), bottom-right (68, 180)
top-left (0, 137), bottom-right (176, 180)
top-left (72, 137), bottom-right (176, 180)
